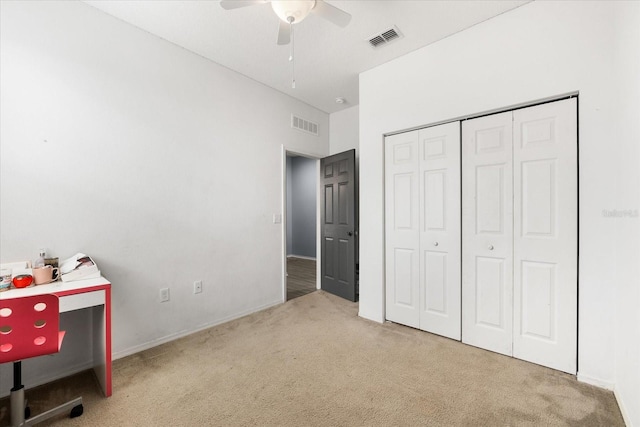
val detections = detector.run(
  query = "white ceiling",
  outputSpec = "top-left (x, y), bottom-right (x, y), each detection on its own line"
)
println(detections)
top-left (84, 0), bottom-right (529, 114)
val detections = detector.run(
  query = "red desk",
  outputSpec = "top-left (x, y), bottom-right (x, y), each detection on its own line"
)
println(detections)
top-left (0, 276), bottom-right (112, 397)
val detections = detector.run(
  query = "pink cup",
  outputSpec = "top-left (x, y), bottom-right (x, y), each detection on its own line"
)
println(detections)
top-left (32, 266), bottom-right (59, 285)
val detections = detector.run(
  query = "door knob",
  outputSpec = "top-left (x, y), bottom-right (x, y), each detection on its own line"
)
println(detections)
top-left (434, 241), bottom-right (439, 246)
top-left (488, 244), bottom-right (494, 250)
top-left (348, 231), bottom-right (353, 236)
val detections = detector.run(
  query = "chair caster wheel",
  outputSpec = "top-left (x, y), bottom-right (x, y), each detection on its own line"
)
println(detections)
top-left (25, 406), bottom-right (31, 419)
top-left (70, 404), bottom-right (83, 418)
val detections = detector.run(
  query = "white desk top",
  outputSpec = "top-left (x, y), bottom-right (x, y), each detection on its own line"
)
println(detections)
top-left (0, 276), bottom-right (111, 299)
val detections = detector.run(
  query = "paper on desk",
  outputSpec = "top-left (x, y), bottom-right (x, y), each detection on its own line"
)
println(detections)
top-left (60, 253), bottom-right (88, 274)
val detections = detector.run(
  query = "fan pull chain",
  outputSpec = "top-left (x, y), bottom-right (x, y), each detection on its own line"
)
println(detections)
top-left (289, 18), bottom-right (295, 89)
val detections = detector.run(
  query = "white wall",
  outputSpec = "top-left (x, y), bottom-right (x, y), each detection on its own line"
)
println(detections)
top-left (359, 1), bottom-right (639, 423)
top-left (612, 2), bottom-right (640, 425)
top-left (330, 105), bottom-right (359, 155)
top-left (0, 0), bottom-right (328, 387)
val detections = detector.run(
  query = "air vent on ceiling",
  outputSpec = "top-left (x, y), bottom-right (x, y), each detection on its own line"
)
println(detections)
top-left (368, 26), bottom-right (402, 48)
top-left (291, 114), bottom-right (319, 136)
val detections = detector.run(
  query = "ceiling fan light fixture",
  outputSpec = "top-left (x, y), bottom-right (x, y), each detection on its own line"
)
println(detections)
top-left (271, 0), bottom-right (316, 24)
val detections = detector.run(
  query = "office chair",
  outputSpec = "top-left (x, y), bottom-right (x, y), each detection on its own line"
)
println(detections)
top-left (0, 294), bottom-right (83, 426)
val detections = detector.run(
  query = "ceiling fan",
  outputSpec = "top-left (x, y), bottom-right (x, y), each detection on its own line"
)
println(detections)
top-left (219, 0), bottom-right (352, 45)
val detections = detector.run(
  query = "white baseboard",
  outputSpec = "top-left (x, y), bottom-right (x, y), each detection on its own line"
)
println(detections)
top-left (577, 372), bottom-right (615, 390)
top-left (614, 388), bottom-right (634, 427)
top-left (112, 299), bottom-right (283, 360)
top-left (579, 374), bottom-right (637, 426)
top-left (287, 254), bottom-right (316, 261)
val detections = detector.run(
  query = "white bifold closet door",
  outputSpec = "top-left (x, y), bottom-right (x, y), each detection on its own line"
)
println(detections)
top-left (461, 111), bottom-right (514, 356)
top-left (385, 122), bottom-right (461, 340)
top-left (462, 98), bottom-right (577, 374)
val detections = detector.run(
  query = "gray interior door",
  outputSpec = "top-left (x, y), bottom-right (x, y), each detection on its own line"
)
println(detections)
top-left (320, 149), bottom-right (358, 302)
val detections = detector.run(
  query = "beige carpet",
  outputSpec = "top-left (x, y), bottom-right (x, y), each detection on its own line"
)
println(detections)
top-left (0, 291), bottom-right (624, 426)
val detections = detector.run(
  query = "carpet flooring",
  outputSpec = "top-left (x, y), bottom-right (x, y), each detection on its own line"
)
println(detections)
top-left (0, 291), bottom-right (624, 426)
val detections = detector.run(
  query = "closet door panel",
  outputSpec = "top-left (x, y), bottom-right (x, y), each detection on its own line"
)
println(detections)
top-left (513, 98), bottom-right (577, 374)
top-left (462, 112), bottom-right (513, 356)
top-left (475, 256), bottom-right (506, 328)
top-left (385, 131), bottom-right (420, 328)
top-left (418, 122), bottom-right (461, 340)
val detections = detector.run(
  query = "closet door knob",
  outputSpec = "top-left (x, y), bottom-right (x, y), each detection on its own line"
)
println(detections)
top-left (434, 242), bottom-right (439, 247)
top-left (488, 244), bottom-right (494, 250)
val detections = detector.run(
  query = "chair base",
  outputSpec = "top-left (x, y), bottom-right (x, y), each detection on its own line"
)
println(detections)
top-left (10, 386), bottom-right (83, 427)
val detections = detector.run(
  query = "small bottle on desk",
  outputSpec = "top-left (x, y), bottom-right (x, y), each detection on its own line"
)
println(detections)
top-left (34, 249), bottom-right (46, 268)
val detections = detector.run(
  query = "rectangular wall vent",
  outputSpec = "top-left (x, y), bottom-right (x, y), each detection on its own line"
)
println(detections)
top-left (368, 26), bottom-right (402, 48)
top-left (291, 114), bottom-right (319, 136)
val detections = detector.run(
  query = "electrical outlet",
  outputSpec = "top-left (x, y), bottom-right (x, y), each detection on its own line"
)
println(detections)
top-left (193, 280), bottom-right (203, 294)
top-left (160, 287), bottom-right (170, 302)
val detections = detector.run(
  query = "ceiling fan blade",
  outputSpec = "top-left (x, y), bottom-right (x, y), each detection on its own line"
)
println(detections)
top-left (277, 20), bottom-right (291, 45)
top-left (312, 0), bottom-right (351, 27)
top-left (220, 0), bottom-right (267, 10)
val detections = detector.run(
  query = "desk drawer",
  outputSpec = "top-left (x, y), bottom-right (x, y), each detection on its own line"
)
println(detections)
top-left (60, 290), bottom-right (105, 313)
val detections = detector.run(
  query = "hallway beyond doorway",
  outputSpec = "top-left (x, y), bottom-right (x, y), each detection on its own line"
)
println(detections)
top-left (286, 257), bottom-right (316, 301)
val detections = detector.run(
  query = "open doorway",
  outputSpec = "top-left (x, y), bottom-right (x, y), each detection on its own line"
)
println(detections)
top-left (285, 153), bottom-right (318, 301)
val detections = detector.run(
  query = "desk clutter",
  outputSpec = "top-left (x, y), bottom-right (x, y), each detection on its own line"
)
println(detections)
top-left (0, 251), bottom-right (100, 292)
top-left (0, 273), bottom-right (113, 398)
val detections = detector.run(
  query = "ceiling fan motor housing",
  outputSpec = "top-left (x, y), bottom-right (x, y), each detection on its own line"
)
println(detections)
top-left (271, 0), bottom-right (316, 24)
